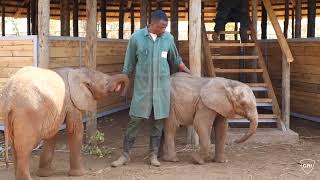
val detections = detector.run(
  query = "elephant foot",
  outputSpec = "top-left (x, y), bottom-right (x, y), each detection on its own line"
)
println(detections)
top-left (162, 154), bottom-right (179, 162)
top-left (213, 157), bottom-right (228, 163)
top-left (37, 167), bottom-right (54, 177)
top-left (16, 175), bottom-right (33, 180)
top-left (191, 153), bottom-right (205, 165)
top-left (68, 168), bottom-right (87, 176)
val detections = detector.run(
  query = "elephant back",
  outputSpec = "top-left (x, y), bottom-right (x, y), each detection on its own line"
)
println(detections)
top-left (170, 72), bottom-right (209, 103)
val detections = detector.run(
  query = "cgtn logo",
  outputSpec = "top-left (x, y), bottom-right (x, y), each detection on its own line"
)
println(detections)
top-left (299, 159), bottom-right (315, 175)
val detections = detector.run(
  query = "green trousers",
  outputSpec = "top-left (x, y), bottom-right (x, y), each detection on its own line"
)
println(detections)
top-left (122, 115), bottom-right (164, 157)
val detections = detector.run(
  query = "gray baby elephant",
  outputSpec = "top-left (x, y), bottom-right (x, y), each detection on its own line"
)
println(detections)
top-left (162, 72), bottom-right (258, 164)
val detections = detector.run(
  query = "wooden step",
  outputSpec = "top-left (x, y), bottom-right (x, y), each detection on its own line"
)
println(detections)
top-left (256, 98), bottom-right (272, 103)
top-left (212, 55), bottom-right (259, 60)
top-left (246, 83), bottom-right (268, 91)
top-left (209, 43), bottom-right (255, 47)
top-left (256, 98), bottom-right (273, 107)
top-left (206, 30), bottom-right (251, 35)
top-left (215, 68), bottom-right (263, 73)
top-left (228, 114), bottom-right (277, 123)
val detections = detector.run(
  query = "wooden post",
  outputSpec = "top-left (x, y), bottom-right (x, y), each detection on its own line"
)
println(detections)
top-left (119, 0), bottom-right (125, 39)
top-left (140, 0), bottom-right (148, 28)
top-left (101, 0), bottom-right (106, 38)
top-left (38, 0), bottom-right (50, 68)
top-left (171, 0), bottom-right (178, 45)
top-left (84, 0), bottom-right (98, 140)
top-left (27, 1), bottom-right (31, 35)
top-left (35, 0), bottom-right (38, 35)
top-left (188, 0), bottom-right (201, 146)
top-left (307, 0), bottom-right (316, 37)
top-left (294, 0), bottom-right (301, 38)
top-left (73, 0), bottom-right (79, 37)
top-left (251, 0), bottom-right (257, 35)
top-left (282, 54), bottom-right (290, 130)
top-left (291, 4), bottom-right (295, 38)
top-left (31, 0), bottom-right (37, 35)
top-left (284, 0), bottom-right (289, 38)
top-left (60, 0), bottom-right (70, 36)
top-left (148, 0), bottom-right (152, 24)
top-left (261, 3), bottom-right (267, 39)
top-left (234, 22), bottom-right (238, 40)
top-left (130, 1), bottom-right (135, 34)
top-left (157, 0), bottom-right (162, 10)
top-left (1, 5), bottom-right (4, 36)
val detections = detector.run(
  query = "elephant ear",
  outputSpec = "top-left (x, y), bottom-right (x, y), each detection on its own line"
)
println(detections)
top-left (68, 69), bottom-right (96, 112)
top-left (200, 78), bottom-right (236, 118)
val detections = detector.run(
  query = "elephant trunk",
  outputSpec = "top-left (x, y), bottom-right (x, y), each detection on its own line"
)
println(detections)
top-left (108, 74), bottom-right (130, 96)
top-left (234, 112), bottom-right (258, 144)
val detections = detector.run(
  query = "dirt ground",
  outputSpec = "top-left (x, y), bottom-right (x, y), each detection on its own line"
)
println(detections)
top-left (1, 109), bottom-right (320, 180)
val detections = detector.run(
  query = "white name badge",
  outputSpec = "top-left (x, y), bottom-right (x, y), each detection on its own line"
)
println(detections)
top-left (161, 51), bottom-right (168, 58)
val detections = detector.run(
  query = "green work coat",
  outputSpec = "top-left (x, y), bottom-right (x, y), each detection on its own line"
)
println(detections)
top-left (122, 27), bottom-right (182, 120)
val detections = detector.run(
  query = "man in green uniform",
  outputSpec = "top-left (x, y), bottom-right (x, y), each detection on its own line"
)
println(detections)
top-left (111, 10), bottom-right (191, 167)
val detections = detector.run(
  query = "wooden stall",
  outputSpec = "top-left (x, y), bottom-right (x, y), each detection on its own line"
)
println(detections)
top-left (0, 36), bottom-right (37, 91)
top-left (261, 39), bottom-right (320, 118)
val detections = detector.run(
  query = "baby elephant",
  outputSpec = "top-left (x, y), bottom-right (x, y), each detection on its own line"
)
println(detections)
top-left (162, 72), bottom-right (258, 164)
top-left (0, 66), bottom-right (129, 180)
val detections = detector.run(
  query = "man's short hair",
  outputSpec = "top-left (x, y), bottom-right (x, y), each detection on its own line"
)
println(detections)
top-left (151, 10), bottom-right (168, 23)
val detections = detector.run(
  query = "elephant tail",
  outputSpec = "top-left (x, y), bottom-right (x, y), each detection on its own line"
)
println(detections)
top-left (2, 110), bottom-right (11, 168)
top-left (234, 116), bottom-right (258, 144)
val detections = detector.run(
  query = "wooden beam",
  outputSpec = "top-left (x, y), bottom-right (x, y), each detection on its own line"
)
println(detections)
top-left (307, 0), bottom-right (316, 37)
top-left (284, 0), bottom-right (289, 38)
top-left (73, 0), bottom-right (79, 37)
top-left (119, 0), bottom-right (125, 39)
top-left (38, 0), bottom-right (50, 68)
top-left (31, 0), bottom-right (36, 35)
top-left (130, 0), bottom-right (135, 34)
top-left (262, 0), bottom-right (294, 63)
top-left (2, 5), bottom-right (5, 36)
top-left (170, 0), bottom-right (178, 45)
top-left (101, 0), bottom-right (106, 38)
top-left (27, 0), bottom-right (31, 35)
top-left (188, 0), bottom-right (201, 146)
top-left (252, 0), bottom-right (257, 35)
top-left (282, 54), bottom-right (290, 130)
top-left (140, 0), bottom-right (147, 28)
top-left (294, 0), bottom-right (301, 38)
top-left (291, 3), bottom-right (295, 38)
top-left (84, 0), bottom-right (97, 139)
top-left (261, 3), bottom-right (267, 39)
top-left (60, 0), bottom-right (70, 36)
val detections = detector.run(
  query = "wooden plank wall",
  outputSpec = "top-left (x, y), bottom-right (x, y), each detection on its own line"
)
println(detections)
top-left (260, 40), bottom-right (320, 117)
top-left (0, 39), bottom-right (34, 90)
top-left (48, 38), bottom-right (129, 113)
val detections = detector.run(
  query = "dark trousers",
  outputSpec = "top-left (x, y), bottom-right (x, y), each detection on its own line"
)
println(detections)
top-left (214, 0), bottom-right (249, 42)
top-left (122, 114), bottom-right (164, 157)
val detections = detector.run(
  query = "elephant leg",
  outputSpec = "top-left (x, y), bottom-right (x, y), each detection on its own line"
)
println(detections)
top-left (13, 116), bottom-right (39, 180)
top-left (65, 108), bottom-right (86, 176)
top-left (162, 110), bottom-right (179, 162)
top-left (66, 117), bottom-right (86, 176)
top-left (37, 135), bottom-right (57, 177)
top-left (213, 116), bottom-right (228, 163)
top-left (192, 107), bottom-right (216, 165)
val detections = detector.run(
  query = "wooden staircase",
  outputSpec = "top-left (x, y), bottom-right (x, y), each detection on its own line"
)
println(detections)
top-left (202, 25), bottom-right (286, 131)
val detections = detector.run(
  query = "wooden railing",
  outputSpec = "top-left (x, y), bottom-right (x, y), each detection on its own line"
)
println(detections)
top-left (261, 0), bottom-right (294, 130)
top-left (262, 0), bottom-right (294, 63)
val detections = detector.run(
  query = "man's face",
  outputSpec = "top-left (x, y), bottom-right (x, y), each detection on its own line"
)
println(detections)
top-left (150, 20), bottom-right (168, 36)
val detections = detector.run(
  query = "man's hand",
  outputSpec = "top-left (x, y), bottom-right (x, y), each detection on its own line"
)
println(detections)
top-left (178, 63), bottom-right (192, 74)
